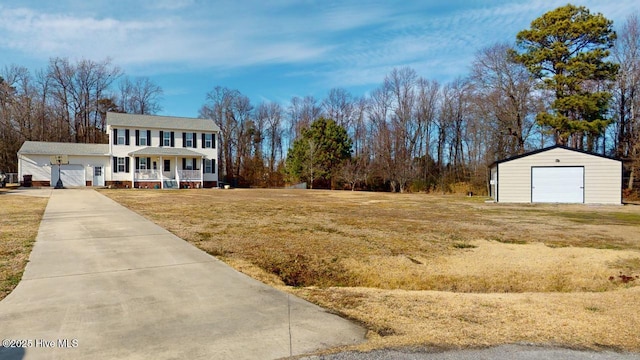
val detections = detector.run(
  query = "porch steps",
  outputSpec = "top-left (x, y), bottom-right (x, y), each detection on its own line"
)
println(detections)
top-left (163, 180), bottom-right (179, 189)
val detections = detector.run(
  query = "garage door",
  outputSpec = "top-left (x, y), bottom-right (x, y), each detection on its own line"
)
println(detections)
top-left (532, 167), bottom-right (584, 203)
top-left (51, 164), bottom-right (85, 187)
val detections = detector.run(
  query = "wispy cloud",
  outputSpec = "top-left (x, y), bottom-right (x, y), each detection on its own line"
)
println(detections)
top-left (313, 0), bottom-right (640, 88)
top-left (0, 6), bottom-right (170, 61)
top-left (148, 0), bottom-right (195, 11)
top-left (0, 0), bottom-right (637, 90)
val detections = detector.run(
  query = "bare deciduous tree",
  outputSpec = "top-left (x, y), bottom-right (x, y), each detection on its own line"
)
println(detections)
top-left (200, 86), bottom-right (254, 186)
top-left (470, 43), bottom-right (538, 160)
top-left (287, 95), bottom-right (322, 144)
top-left (47, 57), bottom-right (121, 143)
top-left (322, 88), bottom-right (355, 129)
top-left (256, 101), bottom-right (283, 174)
top-left (119, 76), bottom-right (163, 115)
top-left (612, 14), bottom-right (640, 190)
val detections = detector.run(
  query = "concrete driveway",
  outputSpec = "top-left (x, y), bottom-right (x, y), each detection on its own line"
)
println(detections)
top-left (0, 189), bottom-right (364, 359)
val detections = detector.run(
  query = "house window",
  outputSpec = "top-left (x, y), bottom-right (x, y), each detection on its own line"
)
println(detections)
top-left (163, 132), bottom-right (171, 147)
top-left (204, 134), bottom-right (213, 148)
top-left (204, 159), bottom-right (212, 173)
top-left (182, 158), bottom-right (198, 170)
top-left (185, 133), bottom-right (193, 148)
top-left (113, 157), bottom-right (130, 173)
top-left (113, 129), bottom-right (130, 145)
top-left (117, 157), bottom-right (126, 172)
top-left (163, 159), bottom-right (170, 172)
top-left (139, 131), bottom-right (148, 146)
top-left (139, 157), bottom-right (147, 170)
top-left (117, 129), bottom-right (126, 145)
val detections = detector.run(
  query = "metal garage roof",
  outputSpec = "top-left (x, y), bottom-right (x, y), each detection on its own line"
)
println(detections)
top-left (491, 145), bottom-right (621, 166)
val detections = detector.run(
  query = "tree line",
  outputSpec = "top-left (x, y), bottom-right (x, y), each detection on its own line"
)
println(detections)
top-left (200, 6), bottom-right (640, 194)
top-left (0, 57), bottom-right (163, 172)
top-left (2, 5), bottom-right (640, 195)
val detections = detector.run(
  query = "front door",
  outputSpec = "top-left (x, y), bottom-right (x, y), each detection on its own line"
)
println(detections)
top-left (93, 166), bottom-right (105, 187)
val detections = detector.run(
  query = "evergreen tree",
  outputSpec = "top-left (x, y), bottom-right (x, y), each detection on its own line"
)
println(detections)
top-left (285, 117), bottom-right (352, 189)
top-left (513, 4), bottom-right (618, 149)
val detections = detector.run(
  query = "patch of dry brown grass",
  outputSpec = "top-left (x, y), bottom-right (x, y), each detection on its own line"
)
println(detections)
top-left (296, 286), bottom-right (640, 352)
top-left (100, 188), bottom-right (640, 351)
top-left (341, 241), bottom-right (639, 292)
top-left (0, 194), bottom-right (48, 299)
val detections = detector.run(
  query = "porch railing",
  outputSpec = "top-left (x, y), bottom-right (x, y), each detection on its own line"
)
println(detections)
top-left (134, 169), bottom-right (161, 180)
top-left (178, 170), bottom-right (201, 180)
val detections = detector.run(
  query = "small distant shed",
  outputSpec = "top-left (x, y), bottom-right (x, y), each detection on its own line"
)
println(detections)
top-left (489, 145), bottom-right (621, 204)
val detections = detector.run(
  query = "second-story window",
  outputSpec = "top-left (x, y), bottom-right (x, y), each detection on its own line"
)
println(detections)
top-left (185, 133), bottom-right (193, 148)
top-left (204, 133), bottom-right (213, 148)
top-left (113, 129), bottom-right (130, 146)
top-left (163, 132), bottom-right (171, 146)
top-left (117, 129), bottom-right (126, 145)
top-left (136, 129), bottom-right (151, 146)
top-left (139, 131), bottom-right (148, 146)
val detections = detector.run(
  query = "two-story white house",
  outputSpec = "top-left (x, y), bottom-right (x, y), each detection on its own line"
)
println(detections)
top-left (17, 112), bottom-right (220, 189)
top-left (107, 112), bottom-right (219, 189)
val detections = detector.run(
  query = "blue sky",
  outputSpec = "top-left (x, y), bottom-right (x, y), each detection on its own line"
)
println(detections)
top-left (0, 0), bottom-right (636, 118)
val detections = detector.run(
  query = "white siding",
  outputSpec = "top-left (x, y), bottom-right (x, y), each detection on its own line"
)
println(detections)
top-left (107, 125), bottom-right (219, 185)
top-left (18, 154), bottom-right (110, 186)
top-left (496, 147), bottom-right (621, 204)
top-left (490, 166), bottom-right (497, 200)
top-left (18, 155), bottom-right (51, 183)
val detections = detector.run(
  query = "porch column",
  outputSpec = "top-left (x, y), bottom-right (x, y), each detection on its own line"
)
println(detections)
top-left (175, 156), bottom-right (180, 187)
top-left (160, 156), bottom-right (164, 189)
top-left (130, 155), bottom-right (135, 188)
top-left (200, 157), bottom-right (204, 188)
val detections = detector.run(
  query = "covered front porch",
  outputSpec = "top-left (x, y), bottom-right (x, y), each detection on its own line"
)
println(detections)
top-left (128, 147), bottom-right (205, 189)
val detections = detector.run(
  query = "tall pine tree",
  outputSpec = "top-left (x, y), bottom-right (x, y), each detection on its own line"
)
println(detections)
top-left (513, 4), bottom-right (618, 150)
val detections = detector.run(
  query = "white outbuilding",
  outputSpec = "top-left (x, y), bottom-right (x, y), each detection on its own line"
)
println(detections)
top-left (489, 145), bottom-right (622, 204)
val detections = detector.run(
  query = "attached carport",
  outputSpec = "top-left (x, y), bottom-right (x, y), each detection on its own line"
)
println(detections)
top-left (489, 145), bottom-right (621, 204)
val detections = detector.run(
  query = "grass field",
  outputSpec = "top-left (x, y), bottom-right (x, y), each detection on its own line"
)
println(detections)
top-left (101, 188), bottom-right (640, 352)
top-left (0, 192), bottom-right (48, 299)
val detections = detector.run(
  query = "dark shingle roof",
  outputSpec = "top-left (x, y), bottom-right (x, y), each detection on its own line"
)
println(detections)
top-left (106, 112), bottom-right (220, 132)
